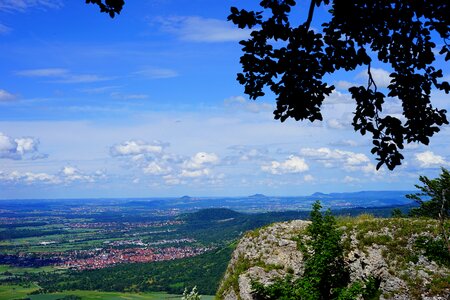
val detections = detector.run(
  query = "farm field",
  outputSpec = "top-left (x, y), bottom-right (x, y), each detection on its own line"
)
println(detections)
top-left (0, 285), bottom-right (215, 300)
top-left (0, 196), bottom-right (414, 298)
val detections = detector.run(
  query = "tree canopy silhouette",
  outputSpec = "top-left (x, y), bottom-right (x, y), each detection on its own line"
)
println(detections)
top-left (89, 0), bottom-right (450, 170)
top-left (228, 0), bottom-right (450, 170)
top-left (86, 0), bottom-right (124, 18)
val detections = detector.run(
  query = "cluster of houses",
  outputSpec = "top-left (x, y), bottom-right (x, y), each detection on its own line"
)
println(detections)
top-left (61, 246), bottom-right (211, 270)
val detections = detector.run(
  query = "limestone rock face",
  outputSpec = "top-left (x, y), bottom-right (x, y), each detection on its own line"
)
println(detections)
top-left (217, 218), bottom-right (450, 300)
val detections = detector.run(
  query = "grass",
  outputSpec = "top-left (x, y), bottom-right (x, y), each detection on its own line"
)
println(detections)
top-left (0, 265), bottom-right (57, 274)
top-left (0, 286), bottom-right (215, 300)
top-left (0, 283), bottom-right (40, 300)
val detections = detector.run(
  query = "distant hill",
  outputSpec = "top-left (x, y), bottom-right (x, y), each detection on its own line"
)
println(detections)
top-left (180, 208), bottom-right (243, 222)
top-left (247, 194), bottom-right (267, 198)
top-left (310, 192), bottom-right (329, 198)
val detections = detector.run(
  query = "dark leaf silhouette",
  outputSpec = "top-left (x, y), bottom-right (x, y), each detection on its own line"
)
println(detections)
top-left (86, 0), bottom-right (124, 18)
top-left (86, 1), bottom-right (449, 170)
top-left (228, 0), bottom-right (450, 170)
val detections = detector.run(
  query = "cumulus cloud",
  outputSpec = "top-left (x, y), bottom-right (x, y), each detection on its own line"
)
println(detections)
top-left (324, 91), bottom-right (352, 105)
top-left (110, 140), bottom-right (166, 157)
top-left (262, 155), bottom-right (309, 175)
top-left (0, 170), bottom-right (59, 184)
top-left (143, 161), bottom-right (172, 175)
top-left (182, 152), bottom-right (219, 169)
top-left (0, 89), bottom-right (17, 102)
top-left (60, 166), bottom-right (105, 183)
top-left (155, 16), bottom-right (251, 42)
top-left (344, 162), bottom-right (380, 175)
top-left (232, 146), bottom-right (268, 162)
top-left (300, 147), bottom-right (381, 175)
top-left (163, 174), bottom-right (185, 185)
top-left (327, 118), bottom-right (347, 129)
top-left (334, 80), bottom-right (355, 90)
top-left (300, 147), bottom-right (370, 168)
top-left (224, 96), bottom-right (272, 113)
top-left (0, 166), bottom-right (106, 185)
top-left (343, 176), bottom-right (360, 183)
top-left (0, 0), bottom-right (62, 12)
top-left (329, 139), bottom-right (361, 147)
top-left (0, 133), bottom-right (47, 160)
top-left (180, 168), bottom-right (210, 178)
top-left (110, 139), bottom-right (221, 185)
top-left (415, 151), bottom-right (448, 168)
top-left (357, 68), bottom-right (392, 88)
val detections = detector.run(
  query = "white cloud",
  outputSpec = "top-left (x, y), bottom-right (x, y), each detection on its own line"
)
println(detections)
top-left (343, 176), bottom-right (360, 183)
top-left (0, 166), bottom-right (105, 185)
top-left (415, 151), bottom-right (448, 168)
top-left (134, 68), bottom-right (179, 79)
top-left (262, 155), bottom-right (309, 175)
top-left (0, 0), bottom-right (62, 12)
top-left (324, 91), bottom-right (352, 105)
top-left (16, 68), bottom-right (112, 83)
top-left (236, 147), bottom-right (268, 161)
top-left (163, 174), bottom-right (185, 185)
top-left (143, 162), bottom-right (171, 175)
top-left (330, 139), bottom-right (360, 147)
top-left (62, 166), bottom-right (77, 176)
top-left (300, 147), bottom-right (370, 168)
top-left (344, 162), bottom-right (380, 175)
top-left (183, 152), bottom-right (219, 169)
top-left (15, 137), bottom-right (38, 155)
top-left (334, 80), bottom-right (355, 90)
top-left (224, 96), bottom-right (272, 113)
top-left (0, 133), bottom-right (46, 160)
top-left (357, 68), bottom-right (391, 88)
top-left (180, 168), bottom-right (210, 178)
top-left (299, 147), bottom-right (381, 175)
top-left (0, 170), bottom-right (59, 184)
top-left (0, 89), bottom-right (16, 102)
top-left (110, 140), bottom-right (220, 184)
top-left (327, 118), bottom-right (347, 129)
top-left (110, 140), bottom-right (166, 156)
top-left (155, 16), bottom-right (251, 42)
top-left (60, 166), bottom-right (106, 183)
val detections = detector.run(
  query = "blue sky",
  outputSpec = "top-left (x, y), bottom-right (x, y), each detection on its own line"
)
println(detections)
top-left (0, 0), bottom-right (449, 199)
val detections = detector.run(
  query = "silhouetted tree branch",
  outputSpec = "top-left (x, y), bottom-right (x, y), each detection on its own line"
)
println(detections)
top-left (86, 0), bottom-right (124, 18)
top-left (88, 1), bottom-right (450, 171)
top-left (228, 0), bottom-right (450, 170)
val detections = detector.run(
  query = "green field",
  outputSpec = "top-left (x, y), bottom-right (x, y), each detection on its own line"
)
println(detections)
top-left (0, 285), bottom-right (215, 300)
top-left (0, 265), bottom-right (57, 274)
top-left (0, 284), bottom-right (40, 300)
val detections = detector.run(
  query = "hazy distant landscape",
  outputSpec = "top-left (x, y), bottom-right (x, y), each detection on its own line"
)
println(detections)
top-left (0, 191), bottom-right (417, 299)
top-left (1, 0), bottom-right (449, 299)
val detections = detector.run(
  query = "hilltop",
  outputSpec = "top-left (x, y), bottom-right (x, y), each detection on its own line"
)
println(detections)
top-left (217, 216), bottom-right (449, 300)
top-left (179, 208), bottom-right (243, 222)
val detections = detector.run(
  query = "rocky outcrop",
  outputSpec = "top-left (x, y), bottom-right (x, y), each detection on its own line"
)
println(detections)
top-left (217, 218), bottom-right (450, 300)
